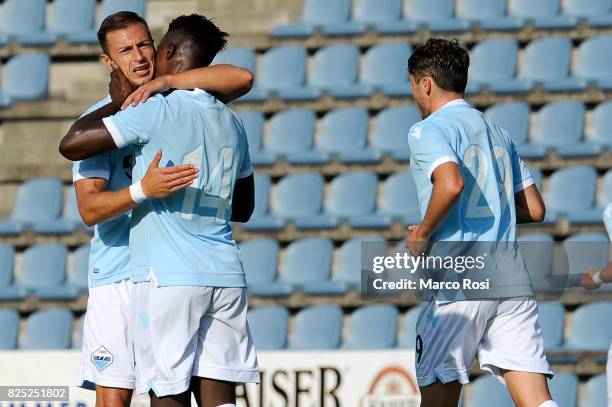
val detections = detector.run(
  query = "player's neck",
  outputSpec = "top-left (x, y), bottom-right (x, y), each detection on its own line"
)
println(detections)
top-left (430, 93), bottom-right (465, 114)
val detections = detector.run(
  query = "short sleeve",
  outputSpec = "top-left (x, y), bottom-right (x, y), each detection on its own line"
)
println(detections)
top-left (510, 141), bottom-right (535, 193)
top-left (408, 123), bottom-right (458, 180)
top-left (102, 96), bottom-right (164, 148)
top-left (72, 152), bottom-right (111, 182)
top-left (238, 147), bottom-right (253, 179)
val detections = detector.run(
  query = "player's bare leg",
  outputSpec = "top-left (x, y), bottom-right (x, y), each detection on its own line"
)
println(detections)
top-left (503, 370), bottom-right (555, 407)
top-left (148, 389), bottom-right (191, 407)
top-left (95, 386), bottom-right (132, 407)
top-left (191, 377), bottom-right (236, 407)
top-left (419, 381), bottom-right (462, 407)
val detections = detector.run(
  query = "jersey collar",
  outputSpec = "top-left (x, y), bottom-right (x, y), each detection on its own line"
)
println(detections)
top-left (438, 98), bottom-right (470, 110)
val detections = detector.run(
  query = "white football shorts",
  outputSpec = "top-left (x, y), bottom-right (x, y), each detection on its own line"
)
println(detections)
top-left (415, 297), bottom-right (553, 387)
top-left (130, 280), bottom-right (260, 397)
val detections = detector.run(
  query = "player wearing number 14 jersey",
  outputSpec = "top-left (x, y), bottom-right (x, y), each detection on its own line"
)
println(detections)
top-left (405, 39), bottom-right (558, 407)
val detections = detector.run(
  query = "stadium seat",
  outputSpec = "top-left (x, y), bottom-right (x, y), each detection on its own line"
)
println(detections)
top-left (0, 309), bottom-right (19, 349)
top-left (353, 171), bottom-right (421, 228)
top-left (0, 0), bottom-right (56, 45)
top-left (509, 0), bottom-right (577, 29)
top-left (240, 238), bottom-right (285, 296)
top-left (403, 0), bottom-right (470, 32)
top-left (241, 173), bottom-right (284, 231)
top-left (537, 302), bottom-right (565, 349)
top-left (72, 315), bottom-right (85, 350)
top-left (565, 302), bottom-right (612, 352)
top-left (545, 166), bottom-right (599, 223)
top-left (485, 101), bottom-right (545, 158)
top-left (518, 233), bottom-right (555, 292)
top-left (563, 0), bottom-right (612, 27)
top-left (470, 375), bottom-right (515, 407)
top-left (33, 187), bottom-right (88, 234)
top-left (521, 37), bottom-right (586, 93)
top-left (370, 104), bottom-right (420, 161)
top-left (18, 243), bottom-right (78, 300)
top-left (599, 170), bottom-right (612, 209)
top-left (272, 0), bottom-right (351, 38)
top-left (533, 102), bottom-right (599, 157)
top-left (288, 305), bottom-right (343, 350)
top-left (22, 308), bottom-right (73, 349)
top-left (0, 243), bottom-right (26, 300)
top-left (296, 171), bottom-right (378, 229)
top-left (280, 237), bottom-right (333, 291)
top-left (213, 48), bottom-right (259, 102)
top-left (574, 35), bottom-right (612, 90)
top-left (69, 244), bottom-right (90, 294)
top-left (265, 109), bottom-right (321, 164)
top-left (236, 111), bottom-right (274, 165)
top-left (48, 0), bottom-right (97, 44)
top-left (548, 372), bottom-right (578, 407)
top-left (352, 0), bottom-right (412, 34)
top-left (360, 42), bottom-right (413, 97)
top-left (269, 172), bottom-right (324, 222)
top-left (0, 177), bottom-right (63, 235)
top-left (248, 306), bottom-right (289, 350)
top-left (97, 0), bottom-right (146, 25)
top-left (398, 305), bottom-right (422, 348)
top-left (582, 374), bottom-right (607, 407)
top-left (249, 45), bottom-right (307, 101)
top-left (343, 305), bottom-right (398, 349)
top-left (2, 53), bottom-right (50, 102)
top-left (467, 39), bottom-right (530, 94)
top-left (458, 0), bottom-right (523, 30)
top-left (589, 101), bottom-right (612, 148)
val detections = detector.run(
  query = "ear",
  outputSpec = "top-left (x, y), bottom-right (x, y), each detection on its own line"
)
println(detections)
top-left (100, 53), bottom-right (114, 72)
top-left (422, 77), bottom-right (433, 96)
top-left (166, 44), bottom-right (176, 61)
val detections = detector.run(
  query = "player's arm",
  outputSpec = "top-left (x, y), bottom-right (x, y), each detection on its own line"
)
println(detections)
top-left (514, 184), bottom-right (546, 224)
top-left (75, 151), bottom-right (199, 226)
top-left (230, 174), bottom-right (254, 222)
top-left (122, 64), bottom-right (254, 108)
top-left (582, 263), bottom-right (612, 289)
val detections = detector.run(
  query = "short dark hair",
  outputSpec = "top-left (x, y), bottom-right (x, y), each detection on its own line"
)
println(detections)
top-left (408, 39), bottom-right (470, 93)
top-left (97, 11), bottom-right (151, 54)
top-left (166, 14), bottom-right (228, 67)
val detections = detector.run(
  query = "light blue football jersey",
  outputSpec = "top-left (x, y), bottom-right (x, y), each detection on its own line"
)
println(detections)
top-left (408, 99), bottom-right (535, 299)
top-left (103, 89), bottom-right (253, 287)
top-left (72, 96), bottom-right (134, 287)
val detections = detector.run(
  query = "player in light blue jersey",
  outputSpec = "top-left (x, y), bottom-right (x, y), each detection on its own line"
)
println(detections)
top-left (61, 15), bottom-right (257, 407)
top-left (404, 39), bottom-right (558, 407)
top-left (71, 11), bottom-right (255, 407)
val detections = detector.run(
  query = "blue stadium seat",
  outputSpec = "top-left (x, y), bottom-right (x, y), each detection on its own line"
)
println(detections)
top-left (563, 0), bottom-right (612, 27)
top-left (0, 0), bottom-right (56, 45)
top-left (265, 109), bottom-right (321, 164)
top-left (0, 243), bottom-right (26, 300)
top-left (404, 0), bottom-right (470, 32)
top-left (467, 39), bottom-right (530, 94)
top-left (289, 305), bottom-right (343, 350)
top-left (537, 302), bottom-right (565, 349)
top-left (22, 308), bottom-right (73, 349)
top-left (48, 0), bottom-right (97, 44)
top-left (470, 375), bottom-right (515, 407)
top-left (371, 105), bottom-right (420, 161)
top-left (69, 245), bottom-right (90, 294)
top-left (533, 102), bottom-right (599, 157)
top-left (240, 238), bottom-right (285, 296)
top-left (303, 236), bottom-right (387, 294)
top-left (509, 0), bottom-right (577, 29)
top-left (241, 173), bottom-right (284, 231)
top-left (18, 243), bottom-right (78, 300)
top-left (559, 233), bottom-right (610, 295)
top-left (360, 43), bottom-right (413, 97)
top-left (398, 305), bottom-right (422, 348)
top-left (518, 233), bottom-right (555, 292)
top-left (283, 237), bottom-right (332, 288)
top-left (574, 36), bottom-right (612, 90)
top-left (248, 306), bottom-right (289, 350)
top-left (485, 101), bottom-right (545, 158)
top-left (353, 171), bottom-right (421, 228)
top-left (72, 315), bottom-right (84, 349)
top-left (33, 187), bottom-right (89, 234)
top-left (236, 111), bottom-right (274, 165)
top-left (212, 48), bottom-right (259, 102)
top-left (97, 0), bottom-right (146, 25)
top-left (251, 45), bottom-right (307, 101)
top-left (521, 37), bottom-right (586, 93)
top-left (582, 374), bottom-right (607, 407)
top-left (545, 166), bottom-right (599, 223)
top-left (270, 172), bottom-right (324, 222)
top-left (565, 302), bottom-right (612, 352)
top-left (589, 101), bottom-right (612, 148)
top-left (296, 171), bottom-right (378, 229)
top-left (0, 177), bottom-right (63, 236)
top-left (548, 373), bottom-right (578, 407)
top-left (0, 309), bottom-right (19, 349)
top-left (2, 53), bottom-right (50, 102)
top-left (354, 0), bottom-right (414, 34)
top-left (458, 0), bottom-right (523, 30)
top-left (343, 305), bottom-right (398, 349)
top-left (272, 0), bottom-right (350, 38)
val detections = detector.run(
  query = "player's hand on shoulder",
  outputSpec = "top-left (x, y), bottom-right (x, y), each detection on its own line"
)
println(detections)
top-left (109, 68), bottom-right (135, 108)
top-left (122, 75), bottom-right (172, 110)
top-left (405, 224), bottom-right (429, 257)
top-left (581, 267), bottom-right (602, 289)
top-left (141, 150), bottom-right (199, 199)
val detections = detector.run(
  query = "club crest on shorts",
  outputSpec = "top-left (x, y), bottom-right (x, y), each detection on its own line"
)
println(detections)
top-left (91, 345), bottom-right (114, 371)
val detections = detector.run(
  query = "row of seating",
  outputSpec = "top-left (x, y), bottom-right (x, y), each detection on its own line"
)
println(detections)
top-left (0, 0), bottom-right (146, 46)
top-left (239, 100), bottom-right (612, 166)
top-left (273, 0), bottom-right (612, 37)
top-left (213, 36), bottom-right (612, 103)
